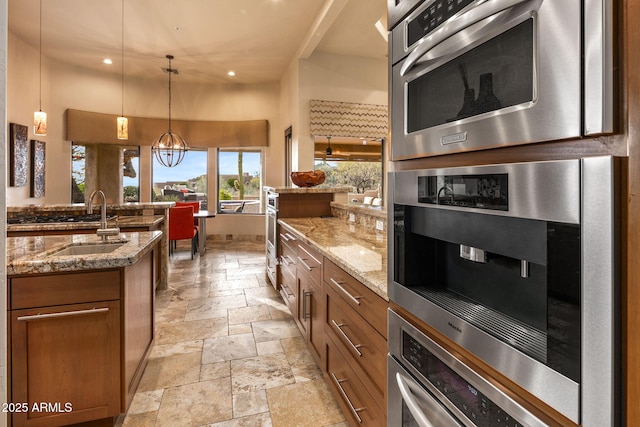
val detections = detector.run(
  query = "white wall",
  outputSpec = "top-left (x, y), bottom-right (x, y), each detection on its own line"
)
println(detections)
top-left (297, 51), bottom-right (388, 171)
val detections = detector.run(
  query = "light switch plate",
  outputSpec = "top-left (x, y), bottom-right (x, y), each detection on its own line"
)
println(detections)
top-left (349, 213), bottom-right (356, 222)
top-left (376, 220), bottom-right (384, 231)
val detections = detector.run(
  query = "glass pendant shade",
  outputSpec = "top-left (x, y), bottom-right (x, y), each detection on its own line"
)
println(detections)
top-left (117, 116), bottom-right (128, 139)
top-left (152, 130), bottom-right (188, 167)
top-left (34, 110), bottom-right (47, 136)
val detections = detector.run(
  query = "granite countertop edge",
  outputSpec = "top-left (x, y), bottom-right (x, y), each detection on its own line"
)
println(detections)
top-left (7, 231), bottom-right (163, 276)
top-left (7, 215), bottom-right (165, 232)
top-left (278, 217), bottom-right (388, 301)
top-left (263, 186), bottom-right (352, 194)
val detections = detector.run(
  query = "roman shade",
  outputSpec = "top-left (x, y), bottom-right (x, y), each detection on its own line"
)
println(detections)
top-left (65, 109), bottom-right (269, 147)
top-left (309, 100), bottom-right (388, 140)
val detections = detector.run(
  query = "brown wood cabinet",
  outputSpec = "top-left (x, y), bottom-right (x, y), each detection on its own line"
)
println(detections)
top-left (295, 241), bottom-right (324, 365)
top-left (275, 226), bottom-right (389, 425)
top-left (278, 231), bottom-right (298, 319)
top-left (7, 250), bottom-right (156, 427)
top-left (323, 258), bottom-right (388, 426)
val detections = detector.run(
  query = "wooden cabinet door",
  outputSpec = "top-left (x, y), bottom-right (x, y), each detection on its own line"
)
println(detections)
top-left (297, 269), bottom-right (323, 365)
top-left (10, 301), bottom-right (121, 427)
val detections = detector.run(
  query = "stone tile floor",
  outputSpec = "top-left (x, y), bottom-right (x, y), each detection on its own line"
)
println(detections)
top-left (116, 239), bottom-right (347, 427)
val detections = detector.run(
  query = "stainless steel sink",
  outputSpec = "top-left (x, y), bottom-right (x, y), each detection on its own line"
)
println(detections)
top-left (51, 242), bottom-right (125, 256)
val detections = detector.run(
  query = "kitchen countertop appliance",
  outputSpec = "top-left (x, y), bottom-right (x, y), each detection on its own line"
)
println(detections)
top-left (389, 0), bottom-right (614, 160)
top-left (388, 156), bottom-right (620, 426)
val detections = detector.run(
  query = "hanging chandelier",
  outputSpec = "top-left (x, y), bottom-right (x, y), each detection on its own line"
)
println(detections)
top-left (152, 55), bottom-right (188, 167)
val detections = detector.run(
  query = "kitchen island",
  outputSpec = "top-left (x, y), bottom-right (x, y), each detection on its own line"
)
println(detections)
top-left (7, 202), bottom-right (173, 290)
top-left (7, 231), bottom-right (162, 427)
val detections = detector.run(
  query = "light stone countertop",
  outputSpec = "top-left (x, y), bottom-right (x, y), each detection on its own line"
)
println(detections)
top-left (7, 231), bottom-right (163, 276)
top-left (263, 186), bottom-right (352, 194)
top-left (7, 215), bottom-right (164, 233)
top-left (278, 217), bottom-right (388, 301)
top-left (7, 202), bottom-right (174, 213)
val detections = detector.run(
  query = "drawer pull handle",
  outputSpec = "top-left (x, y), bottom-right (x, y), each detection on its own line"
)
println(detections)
top-left (17, 307), bottom-right (109, 321)
top-left (331, 319), bottom-right (363, 357)
top-left (280, 255), bottom-right (294, 267)
top-left (285, 233), bottom-right (296, 241)
top-left (303, 291), bottom-right (311, 319)
top-left (330, 373), bottom-right (365, 423)
top-left (298, 245), bottom-right (321, 264)
top-left (330, 278), bottom-right (362, 306)
top-left (280, 233), bottom-right (290, 243)
top-left (298, 257), bottom-right (314, 272)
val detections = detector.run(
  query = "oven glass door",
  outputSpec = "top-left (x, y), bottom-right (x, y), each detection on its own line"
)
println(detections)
top-left (390, 0), bottom-right (581, 159)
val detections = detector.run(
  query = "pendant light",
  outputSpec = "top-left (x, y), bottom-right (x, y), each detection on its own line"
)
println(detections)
top-left (117, 0), bottom-right (128, 139)
top-left (325, 136), bottom-right (332, 156)
top-left (33, 0), bottom-right (46, 136)
top-left (152, 55), bottom-right (188, 167)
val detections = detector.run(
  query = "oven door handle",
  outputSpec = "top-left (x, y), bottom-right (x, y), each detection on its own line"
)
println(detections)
top-left (400, 0), bottom-right (534, 77)
top-left (396, 371), bottom-right (463, 427)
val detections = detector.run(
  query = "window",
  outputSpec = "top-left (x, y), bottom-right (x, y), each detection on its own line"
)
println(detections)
top-left (314, 139), bottom-right (383, 200)
top-left (71, 143), bottom-right (140, 203)
top-left (152, 149), bottom-right (208, 210)
top-left (71, 143), bottom-right (86, 203)
top-left (217, 149), bottom-right (263, 214)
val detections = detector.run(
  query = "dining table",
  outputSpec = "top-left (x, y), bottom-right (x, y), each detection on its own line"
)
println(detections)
top-left (193, 210), bottom-right (216, 254)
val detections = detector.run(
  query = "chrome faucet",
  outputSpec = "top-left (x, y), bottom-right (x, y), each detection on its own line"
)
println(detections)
top-left (87, 190), bottom-right (120, 241)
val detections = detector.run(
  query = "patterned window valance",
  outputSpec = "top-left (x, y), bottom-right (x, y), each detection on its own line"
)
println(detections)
top-left (309, 100), bottom-right (388, 140)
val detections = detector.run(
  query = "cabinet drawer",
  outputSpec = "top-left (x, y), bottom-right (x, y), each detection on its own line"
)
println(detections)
top-left (10, 270), bottom-right (121, 310)
top-left (326, 335), bottom-right (386, 426)
top-left (326, 284), bottom-right (387, 398)
top-left (324, 259), bottom-right (387, 338)
top-left (297, 241), bottom-right (322, 285)
top-left (279, 226), bottom-right (298, 251)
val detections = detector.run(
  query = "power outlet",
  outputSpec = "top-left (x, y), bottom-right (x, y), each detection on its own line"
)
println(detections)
top-left (349, 213), bottom-right (356, 223)
top-left (375, 220), bottom-right (384, 231)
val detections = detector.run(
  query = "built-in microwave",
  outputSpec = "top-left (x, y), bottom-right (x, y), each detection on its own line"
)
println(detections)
top-left (388, 156), bottom-right (620, 426)
top-left (389, 0), bottom-right (614, 160)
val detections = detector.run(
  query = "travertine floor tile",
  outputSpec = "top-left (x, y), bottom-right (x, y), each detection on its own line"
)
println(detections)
top-left (120, 240), bottom-right (346, 427)
top-left (200, 360), bottom-right (231, 382)
top-left (233, 390), bottom-right (269, 418)
top-left (266, 380), bottom-right (345, 427)
top-left (149, 340), bottom-right (203, 359)
top-left (137, 352), bottom-right (202, 392)
top-left (231, 354), bottom-right (296, 393)
top-left (126, 389), bottom-right (164, 415)
top-left (202, 333), bottom-right (257, 364)
top-left (251, 318), bottom-right (301, 343)
top-left (155, 378), bottom-right (233, 427)
top-left (228, 304), bottom-right (272, 324)
top-left (155, 317), bottom-right (228, 345)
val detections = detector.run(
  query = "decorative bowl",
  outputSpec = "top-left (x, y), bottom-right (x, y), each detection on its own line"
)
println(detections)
top-left (290, 170), bottom-right (326, 187)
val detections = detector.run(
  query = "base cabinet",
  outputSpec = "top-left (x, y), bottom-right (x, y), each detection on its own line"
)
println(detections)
top-left (10, 301), bottom-right (121, 427)
top-left (8, 250), bottom-right (156, 427)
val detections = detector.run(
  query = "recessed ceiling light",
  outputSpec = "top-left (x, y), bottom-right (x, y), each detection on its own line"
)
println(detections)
top-left (103, 58), bottom-right (113, 65)
top-left (227, 71), bottom-right (236, 77)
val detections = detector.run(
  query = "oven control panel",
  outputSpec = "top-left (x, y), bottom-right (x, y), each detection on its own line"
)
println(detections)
top-left (407, 0), bottom-right (475, 46)
top-left (403, 331), bottom-right (524, 426)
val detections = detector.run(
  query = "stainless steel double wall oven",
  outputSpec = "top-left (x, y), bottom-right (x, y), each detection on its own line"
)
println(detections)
top-left (388, 157), bottom-right (620, 426)
top-left (389, 0), bottom-right (614, 160)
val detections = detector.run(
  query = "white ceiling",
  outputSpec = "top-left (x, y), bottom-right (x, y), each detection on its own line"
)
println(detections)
top-left (8, 0), bottom-right (388, 85)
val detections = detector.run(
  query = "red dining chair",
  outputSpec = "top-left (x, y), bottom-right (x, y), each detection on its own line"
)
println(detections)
top-left (169, 206), bottom-right (198, 259)
top-left (175, 201), bottom-right (200, 227)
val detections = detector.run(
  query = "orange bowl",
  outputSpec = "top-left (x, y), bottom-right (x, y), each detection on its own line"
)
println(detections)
top-left (290, 170), bottom-right (326, 187)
